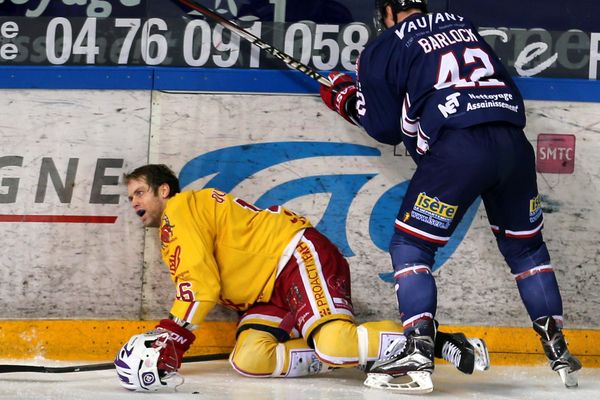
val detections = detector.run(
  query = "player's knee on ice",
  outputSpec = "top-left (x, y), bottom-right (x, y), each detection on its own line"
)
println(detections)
top-left (312, 320), bottom-right (360, 367)
top-left (229, 329), bottom-right (279, 376)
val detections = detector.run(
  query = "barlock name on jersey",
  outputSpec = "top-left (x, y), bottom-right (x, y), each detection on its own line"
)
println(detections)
top-left (416, 28), bottom-right (478, 54)
top-left (394, 12), bottom-right (477, 55)
top-left (396, 13), bottom-right (478, 53)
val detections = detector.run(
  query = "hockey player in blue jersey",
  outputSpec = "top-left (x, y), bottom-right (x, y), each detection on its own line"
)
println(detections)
top-left (320, 0), bottom-right (581, 393)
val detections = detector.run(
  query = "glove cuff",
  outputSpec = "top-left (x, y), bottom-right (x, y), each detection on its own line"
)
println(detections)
top-left (156, 318), bottom-right (196, 352)
top-left (335, 85), bottom-right (358, 125)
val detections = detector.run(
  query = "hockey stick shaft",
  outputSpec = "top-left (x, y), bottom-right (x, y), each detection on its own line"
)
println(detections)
top-left (175, 0), bottom-right (332, 87)
top-left (0, 352), bottom-right (229, 374)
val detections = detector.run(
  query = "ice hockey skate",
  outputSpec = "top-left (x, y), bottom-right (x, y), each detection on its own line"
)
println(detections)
top-left (364, 324), bottom-right (435, 394)
top-left (436, 332), bottom-right (490, 374)
top-left (533, 316), bottom-right (582, 388)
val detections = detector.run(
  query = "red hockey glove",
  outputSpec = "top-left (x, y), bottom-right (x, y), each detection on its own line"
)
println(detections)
top-left (319, 71), bottom-right (358, 125)
top-left (153, 318), bottom-right (196, 371)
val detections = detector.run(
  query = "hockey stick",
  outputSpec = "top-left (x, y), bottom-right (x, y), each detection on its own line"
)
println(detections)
top-left (0, 352), bottom-right (229, 374)
top-left (175, 0), bottom-right (332, 87)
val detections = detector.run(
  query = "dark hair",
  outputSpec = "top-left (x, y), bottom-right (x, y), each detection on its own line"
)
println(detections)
top-left (123, 164), bottom-right (180, 198)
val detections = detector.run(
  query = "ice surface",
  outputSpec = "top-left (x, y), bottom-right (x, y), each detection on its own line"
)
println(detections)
top-left (1, 359), bottom-right (598, 400)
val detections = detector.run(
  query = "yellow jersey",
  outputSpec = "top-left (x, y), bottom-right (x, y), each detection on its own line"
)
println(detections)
top-left (159, 188), bottom-right (312, 327)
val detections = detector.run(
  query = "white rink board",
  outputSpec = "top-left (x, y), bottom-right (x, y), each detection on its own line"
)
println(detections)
top-left (0, 89), bottom-right (598, 329)
top-left (0, 90), bottom-right (150, 319)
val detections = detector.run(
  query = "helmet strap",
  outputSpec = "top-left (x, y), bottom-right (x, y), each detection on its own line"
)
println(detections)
top-left (161, 370), bottom-right (185, 390)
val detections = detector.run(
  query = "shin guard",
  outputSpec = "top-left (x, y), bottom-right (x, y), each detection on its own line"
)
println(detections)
top-left (394, 264), bottom-right (437, 326)
top-left (514, 264), bottom-right (563, 321)
top-left (389, 232), bottom-right (438, 324)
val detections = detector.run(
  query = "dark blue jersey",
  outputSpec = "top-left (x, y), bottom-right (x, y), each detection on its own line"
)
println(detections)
top-left (356, 12), bottom-right (525, 157)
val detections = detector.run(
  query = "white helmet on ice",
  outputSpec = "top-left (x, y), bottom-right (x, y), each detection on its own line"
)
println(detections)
top-left (114, 331), bottom-right (183, 391)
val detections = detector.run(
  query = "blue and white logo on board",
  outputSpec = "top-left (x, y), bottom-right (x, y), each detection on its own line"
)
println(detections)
top-left (179, 141), bottom-right (480, 282)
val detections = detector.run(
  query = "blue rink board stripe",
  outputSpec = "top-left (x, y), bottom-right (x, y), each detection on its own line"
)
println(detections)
top-left (0, 66), bottom-right (598, 102)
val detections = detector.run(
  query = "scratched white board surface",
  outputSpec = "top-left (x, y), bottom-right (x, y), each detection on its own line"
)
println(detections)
top-left (0, 90), bottom-right (150, 319)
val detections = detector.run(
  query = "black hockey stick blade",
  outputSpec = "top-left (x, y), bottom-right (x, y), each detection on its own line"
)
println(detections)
top-left (0, 352), bottom-right (229, 374)
top-left (174, 0), bottom-right (332, 87)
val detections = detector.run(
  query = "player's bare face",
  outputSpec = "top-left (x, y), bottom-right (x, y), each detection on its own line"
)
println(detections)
top-left (127, 178), bottom-right (166, 228)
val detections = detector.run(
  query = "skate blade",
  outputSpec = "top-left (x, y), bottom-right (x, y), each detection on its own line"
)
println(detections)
top-left (364, 371), bottom-right (433, 394)
top-left (470, 338), bottom-right (490, 371)
top-left (557, 367), bottom-right (578, 388)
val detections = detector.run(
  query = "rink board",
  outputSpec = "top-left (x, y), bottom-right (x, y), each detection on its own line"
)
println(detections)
top-left (0, 320), bottom-right (235, 361)
top-left (0, 85), bottom-right (599, 361)
top-left (0, 320), bottom-right (598, 368)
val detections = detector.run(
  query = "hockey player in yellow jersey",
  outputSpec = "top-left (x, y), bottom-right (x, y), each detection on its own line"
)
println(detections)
top-left (115, 164), bottom-right (490, 393)
top-left (160, 188), bottom-right (313, 320)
